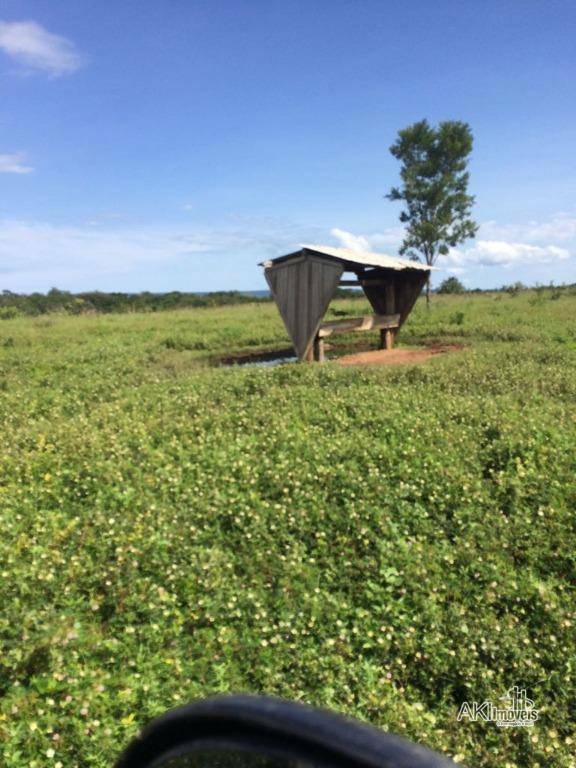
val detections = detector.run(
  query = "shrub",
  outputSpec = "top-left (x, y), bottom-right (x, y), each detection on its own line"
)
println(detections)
top-left (0, 306), bottom-right (20, 320)
top-left (0, 296), bottom-right (575, 768)
top-left (437, 276), bottom-right (465, 294)
top-left (449, 311), bottom-right (465, 325)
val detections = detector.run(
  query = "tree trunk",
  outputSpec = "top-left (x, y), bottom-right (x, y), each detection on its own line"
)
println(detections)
top-left (423, 248), bottom-right (432, 309)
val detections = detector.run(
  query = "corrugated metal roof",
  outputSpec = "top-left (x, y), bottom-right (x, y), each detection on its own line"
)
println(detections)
top-left (261, 244), bottom-right (433, 272)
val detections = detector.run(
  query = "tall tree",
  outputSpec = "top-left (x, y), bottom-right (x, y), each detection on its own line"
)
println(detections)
top-left (437, 276), bottom-right (465, 294)
top-left (387, 119), bottom-right (478, 306)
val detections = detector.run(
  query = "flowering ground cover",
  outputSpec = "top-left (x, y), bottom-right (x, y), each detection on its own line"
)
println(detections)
top-left (1, 289), bottom-right (575, 767)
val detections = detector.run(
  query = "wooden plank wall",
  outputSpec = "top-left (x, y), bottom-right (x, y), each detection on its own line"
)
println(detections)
top-left (361, 269), bottom-right (428, 348)
top-left (362, 272), bottom-right (393, 316)
top-left (265, 254), bottom-right (343, 360)
top-left (362, 272), bottom-right (396, 348)
top-left (363, 270), bottom-right (426, 327)
top-left (396, 271), bottom-right (429, 326)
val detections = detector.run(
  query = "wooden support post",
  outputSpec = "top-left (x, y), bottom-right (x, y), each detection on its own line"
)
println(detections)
top-left (380, 328), bottom-right (394, 349)
top-left (382, 281), bottom-right (396, 350)
top-left (304, 345), bottom-right (314, 362)
top-left (313, 334), bottom-right (325, 363)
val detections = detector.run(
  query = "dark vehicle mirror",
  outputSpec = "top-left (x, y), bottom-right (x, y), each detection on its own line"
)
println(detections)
top-left (115, 695), bottom-right (461, 768)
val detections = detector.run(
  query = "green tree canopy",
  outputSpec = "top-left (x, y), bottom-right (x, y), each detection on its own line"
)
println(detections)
top-left (387, 119), bottom-right (478, 305)
top-left (438, 276), bottom-right (466, 294)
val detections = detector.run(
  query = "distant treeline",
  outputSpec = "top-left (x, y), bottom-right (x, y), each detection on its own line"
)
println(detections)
top-left (0, 286), bottom-right (368, 318)
top-left (437, 276), bottom-right (576, 297)
top-left (0, 288), bottom-right (271, 318)
top-left (2, 281), bottom-right (575, 319)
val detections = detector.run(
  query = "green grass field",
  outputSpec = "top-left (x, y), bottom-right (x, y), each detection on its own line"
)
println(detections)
top-left (1, 289), bottom-right (575, 767)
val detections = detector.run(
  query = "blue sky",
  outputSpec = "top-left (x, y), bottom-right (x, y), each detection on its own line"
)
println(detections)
top-left (1, 0), bottom-right (575, 292)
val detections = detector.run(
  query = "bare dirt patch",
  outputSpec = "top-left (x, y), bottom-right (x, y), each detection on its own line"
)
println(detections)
top-left (336, 344), bottom-right (464, 366)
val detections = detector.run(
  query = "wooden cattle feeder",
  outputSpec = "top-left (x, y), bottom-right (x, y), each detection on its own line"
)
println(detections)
top-left (261, 245), bottom-right (432, 362)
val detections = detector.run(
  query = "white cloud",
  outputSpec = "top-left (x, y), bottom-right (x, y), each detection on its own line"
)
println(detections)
top-left (0, 152), bottom-right (33, 174)
top-left (480, 213), bottom-right (576, 244)
top-left (331, 213), bottom-right (575, 276)
top-left (0, 220), bottom-right (224, 279)
top-left (331, 226), bottom-right (407, 253)
top-left (330, 228), bottom-right (370, 252)
top-left (366, 228), bottom-right (406, 249)
top-left (0, 218), bottom-right (325, 291)
top-left (0, 20), bottom-right (84, 76)
top-left (441, 240), bottom-right (570, 269)
top-left (1, 215), bottom-right (573, 293)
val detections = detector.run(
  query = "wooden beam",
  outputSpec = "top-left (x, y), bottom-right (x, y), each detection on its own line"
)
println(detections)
top-left (359, 278), bottom-right (389, 287)
top-left (340, 278), bottom-right (391, 287)
top-left (318, 313), bottom-right (400, 338)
